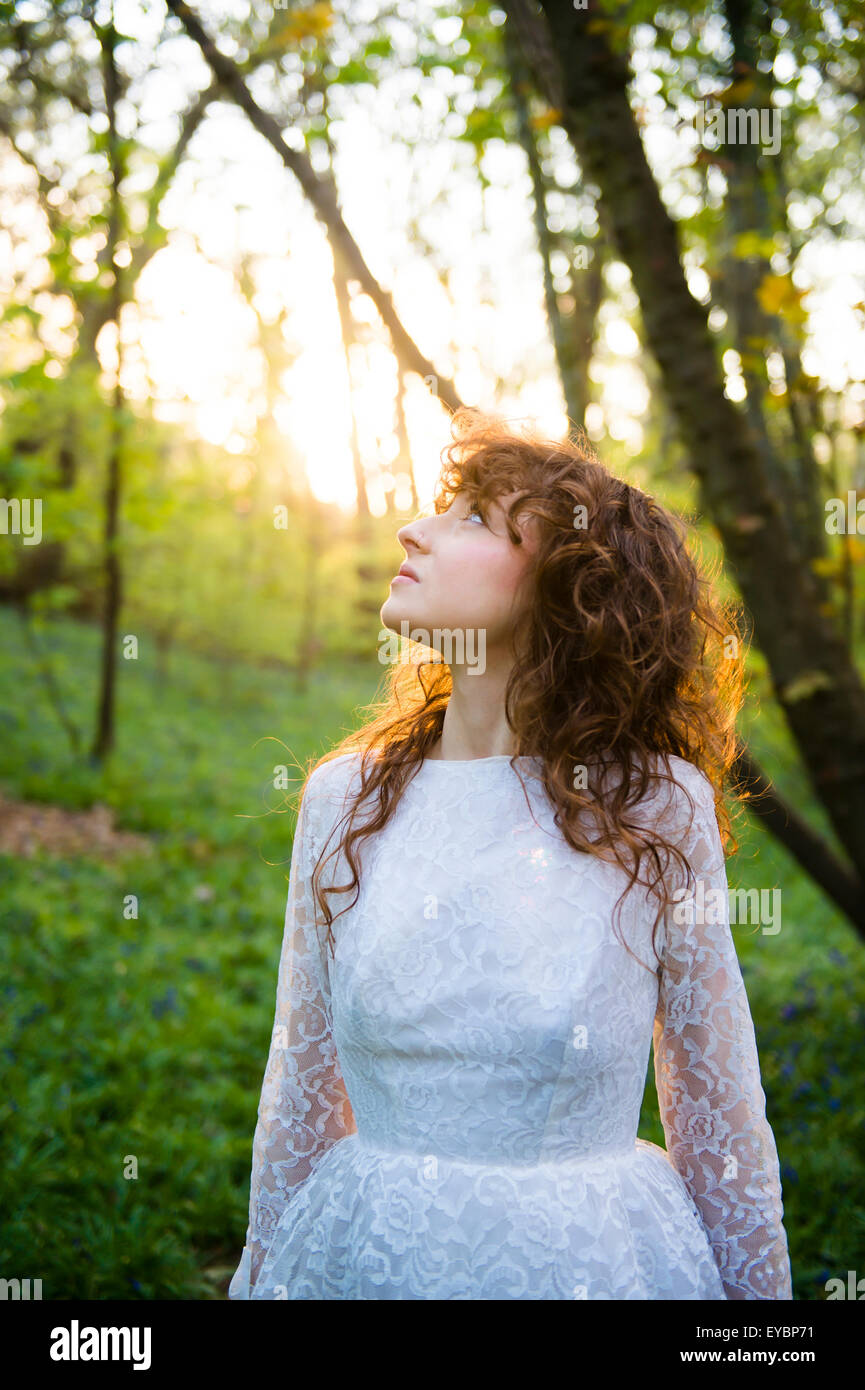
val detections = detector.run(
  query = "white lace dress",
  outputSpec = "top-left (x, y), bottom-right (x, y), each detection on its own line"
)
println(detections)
top-left (228, 751), bottom-right (793, 1300)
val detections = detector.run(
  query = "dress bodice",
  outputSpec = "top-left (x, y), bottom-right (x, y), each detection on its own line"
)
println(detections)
top-left (325, 755), bottom-right (660, 1165)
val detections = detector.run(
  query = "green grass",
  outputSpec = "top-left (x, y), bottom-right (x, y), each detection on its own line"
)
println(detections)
top-left (0, 609), bottom-right (862, 1299)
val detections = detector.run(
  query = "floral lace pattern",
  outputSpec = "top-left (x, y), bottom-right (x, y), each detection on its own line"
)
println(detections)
top-left (229, 752), bottom-right (792, 1300)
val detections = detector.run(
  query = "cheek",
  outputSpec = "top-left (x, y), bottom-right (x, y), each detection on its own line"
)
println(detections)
top-left (472, 550), bottom-right (529, 614)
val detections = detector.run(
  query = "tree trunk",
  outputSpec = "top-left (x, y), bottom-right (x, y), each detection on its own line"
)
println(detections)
top-left (509, 0), bottom-right (865, 880)
top-left (503, 17), bottom-right (587, 426)
top-left (721, 0), bottom-right (827, 572)
top-left (331, 252), bottom-right (370, 519)
top-left (394, 370), bottom-right (420, 515)
top-left (91, 14), bottom-right (124, 763)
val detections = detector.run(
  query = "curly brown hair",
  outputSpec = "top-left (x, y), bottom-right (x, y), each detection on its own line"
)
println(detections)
top-left (295, 407), bottom-right (746, 974)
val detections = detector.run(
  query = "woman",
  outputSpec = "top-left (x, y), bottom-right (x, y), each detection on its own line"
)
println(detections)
top-left (228, 408), bottom-right (793, 1300)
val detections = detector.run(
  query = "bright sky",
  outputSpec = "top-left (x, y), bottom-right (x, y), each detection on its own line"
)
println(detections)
top-left (2, 0), bottom-right (864, 514)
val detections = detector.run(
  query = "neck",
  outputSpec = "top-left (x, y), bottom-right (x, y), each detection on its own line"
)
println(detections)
top-left (431, 659), bottom-right (517, 760)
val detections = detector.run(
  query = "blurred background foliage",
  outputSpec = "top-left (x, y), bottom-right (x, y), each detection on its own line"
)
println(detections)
top-left (0, 0), bottom-right (863, 1298)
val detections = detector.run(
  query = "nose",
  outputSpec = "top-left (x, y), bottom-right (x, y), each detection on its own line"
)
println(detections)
top-left (396, 513), bottom-right (428, 554)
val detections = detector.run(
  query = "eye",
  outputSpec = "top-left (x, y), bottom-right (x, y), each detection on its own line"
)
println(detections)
top-left (464, 500), bottom-right (486, 525)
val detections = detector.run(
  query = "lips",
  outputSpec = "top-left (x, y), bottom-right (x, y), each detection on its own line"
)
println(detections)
top-left (396, 564), bottom-right (419, 582)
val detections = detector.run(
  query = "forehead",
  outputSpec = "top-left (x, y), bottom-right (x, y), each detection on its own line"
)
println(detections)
top-left (454, 485), bottom-right (519, 511)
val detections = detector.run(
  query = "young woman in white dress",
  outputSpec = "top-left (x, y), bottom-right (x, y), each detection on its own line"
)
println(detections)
top-left (229, 407), bottom-right (793, 1301)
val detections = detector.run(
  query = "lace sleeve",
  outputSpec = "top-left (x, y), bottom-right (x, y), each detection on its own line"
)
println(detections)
top-left (229, 768), bottom-right (356, 1298)
top-left (651, 765), bottom-right (793, 1300)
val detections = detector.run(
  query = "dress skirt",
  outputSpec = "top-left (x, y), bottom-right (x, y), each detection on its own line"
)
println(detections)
top-left (228, 1132), bottom-right (727, 1300)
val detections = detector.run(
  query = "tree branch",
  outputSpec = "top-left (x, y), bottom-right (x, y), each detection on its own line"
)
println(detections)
top-left (731, 742), bottom-right (865, 936)
top-left (163, 0), bottom-right (461, 412)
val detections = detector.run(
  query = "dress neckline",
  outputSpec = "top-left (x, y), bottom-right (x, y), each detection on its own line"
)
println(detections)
top-left (426, 755), bottom-right (511, 764)
top-left (419, 753), bottom-right (541, 768)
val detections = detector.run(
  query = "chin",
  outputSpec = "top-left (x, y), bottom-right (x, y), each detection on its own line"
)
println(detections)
top-left (380, 596), bottom-right (411, 628)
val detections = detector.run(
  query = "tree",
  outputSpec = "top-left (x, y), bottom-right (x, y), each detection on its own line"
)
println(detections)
top-left (500, 0), bottom-right (865, 927)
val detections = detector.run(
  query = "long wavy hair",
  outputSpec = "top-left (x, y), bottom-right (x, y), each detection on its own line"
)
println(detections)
top-left (295, 407), bottom-right (746, 975)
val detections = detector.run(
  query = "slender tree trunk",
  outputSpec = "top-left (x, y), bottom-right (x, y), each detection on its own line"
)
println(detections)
top-left (394, 370), bottom-right (419, 515)
top-left (504, 18), bottom-right (586, 426)
top-left (722, 0), bottom-right (827, 571)
top-left (567, 241), bottom-right (604, 433)
top-left (92, 12), bottom-right (124, 763)
top-left (331, 254), bottom-right (370, 519)
top-left (314, 104), bottom-right (371, 521)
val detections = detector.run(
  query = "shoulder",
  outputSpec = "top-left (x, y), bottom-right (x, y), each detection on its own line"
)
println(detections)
top-left (660, 755), bottom-right (715, 807)
top-left (301, 751), bottom-right (367, 832)
top-left (305, 751), bottom-right (364, 797)
top-left (627, 754), bottom-right (718, 841)
top-left (291, 753), bottom-right (363, 862)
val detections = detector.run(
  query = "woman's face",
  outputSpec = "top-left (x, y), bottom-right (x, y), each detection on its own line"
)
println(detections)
top-left (380, 489), bottom-right (537, 655)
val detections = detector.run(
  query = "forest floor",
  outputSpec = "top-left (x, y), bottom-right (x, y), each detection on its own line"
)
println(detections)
top-left (0, 610), bottom-right (860, 1299)
top-left (0, 793), bottom-right (152, 858)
